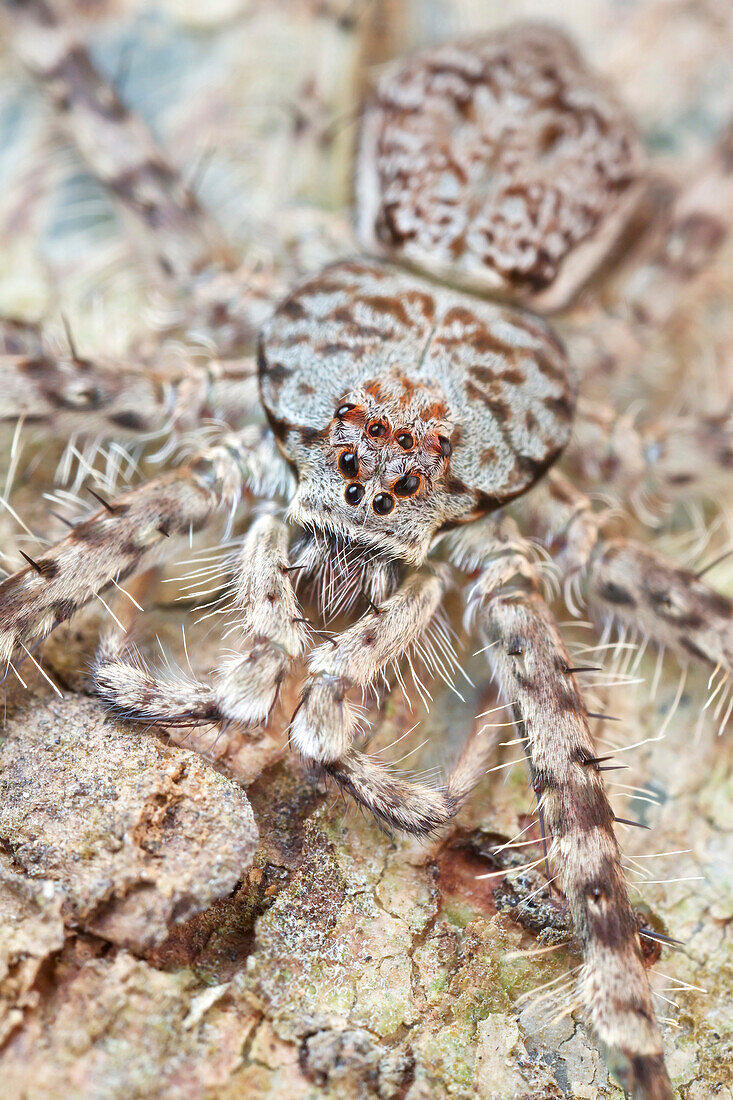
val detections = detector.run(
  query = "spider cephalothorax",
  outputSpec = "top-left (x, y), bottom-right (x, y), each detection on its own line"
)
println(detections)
top-left (260, 259), bottom-right (576, 566)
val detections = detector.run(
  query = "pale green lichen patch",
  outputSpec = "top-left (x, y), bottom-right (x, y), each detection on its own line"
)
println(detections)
top-left (349, 956), bottom-right (418, 1034)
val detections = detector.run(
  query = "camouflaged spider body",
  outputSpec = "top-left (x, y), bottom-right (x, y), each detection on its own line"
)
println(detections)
top-left (262, 26), bottom-right (637, 576)
top-left (2, 8), bottom-right (733, 1099)
top-left (261, 262), bottom-right (574, 563)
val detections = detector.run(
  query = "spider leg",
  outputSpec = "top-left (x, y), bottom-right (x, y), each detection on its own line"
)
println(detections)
top-left (2, 2), bottom-right (279, 352)
top-left (290, 568), bottom-right (492, 836)
top-left (0, 354), bottom-right (265, 514)
top-left (0, 353), bottom-right (260, 439)
top-left (616, 116), bottom-right (733, 327)
top-left (0, 352), bottom-right (170, 438)
top-left (94, 513), bottom-right (307, 728)
top-left (567, 398), bottom-right (733, 512)
top-left (529, 471), bottom-right (733, 696)
top-left (476, 588), bottom-right (670, 1100)
top-left (0, 426), bottom-right (273, 669)
top-left (2, 0), bottom-right (229, 284)
top-left (587, 539), bottom-right (733, 680)
top-left (563, 115), bottom-right (733, 385)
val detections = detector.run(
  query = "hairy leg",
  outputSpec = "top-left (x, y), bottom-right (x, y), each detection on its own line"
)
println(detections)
top-left (614, 117), bottom-right (733, 328)
top-left (565, 398), bottom-right (733, 512)
top-left (587, 539), bottom-right (733, 679)
top-left (0, 353), bottom-right (261, 440)
top-left (289, 567), bottom-right (490, 835)
top-left (2, 1), bottom-right (277, 353)
top-left (523, 470), bottom-right (733, 688)
top-left (0, 426), bottom-right (274, 669)
top-left (560, 115), bottom-right (733, 387)
top-left (476, 588), bottom-right (670, 1100)
top-left (0, 352), bottom-right (169, 436)
top-left (94, 513), bottom-right (307, 727)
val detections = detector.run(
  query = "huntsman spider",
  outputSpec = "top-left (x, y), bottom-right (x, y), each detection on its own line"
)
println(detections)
top-left (2, 5), bottom-right (733, 1098)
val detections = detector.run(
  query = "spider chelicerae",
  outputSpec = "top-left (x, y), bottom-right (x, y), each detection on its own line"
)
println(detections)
top-left (2, 4), bottom-right (733, 1098)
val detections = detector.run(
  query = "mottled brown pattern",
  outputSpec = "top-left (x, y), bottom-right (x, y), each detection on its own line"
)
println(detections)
top-left (357, 24), bottom-right (647, 309)
top-left (588, 540), bottom-right (733, 671)
top-left (4, 0), bottom-right (227, 283)
top-left (0, 438), bottom-right (260, 668)
top-left (481, 594), bottom-right (665, 1095)
top-left (260, 260), bottom-right (575, 562)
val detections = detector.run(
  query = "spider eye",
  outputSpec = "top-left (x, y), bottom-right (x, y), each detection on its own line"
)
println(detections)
top-left (438, 436), bottom-right (452, 457)
top-left (338, 450), bottom-right (359, 477)
top-left (394, 473), bottom-right (420, 497)
top-left (344, 483), bottom-right (364, 505)
top-left (367, 420), bottom-right (387, 439)
top-left (336, 403), bottom-right (356, 418)
top-left (396, 431), bottom-right (414, 450)
top-left (372, 492), bottom-right (394, 515)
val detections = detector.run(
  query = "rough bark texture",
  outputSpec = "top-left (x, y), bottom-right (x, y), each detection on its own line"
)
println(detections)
top-left (1, 2), bottom-right (732, 1098)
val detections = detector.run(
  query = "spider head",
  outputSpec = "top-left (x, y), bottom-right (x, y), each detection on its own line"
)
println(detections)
top-left (285, 379), bottom-right (463, 568)
top-left (259, 259), bottom-right (576, 578)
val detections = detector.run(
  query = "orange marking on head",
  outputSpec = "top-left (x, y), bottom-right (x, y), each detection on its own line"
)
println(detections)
top-left (420, 401), bottom-right (449, 423)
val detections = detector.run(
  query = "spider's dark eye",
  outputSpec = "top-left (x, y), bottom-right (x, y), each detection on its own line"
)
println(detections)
top-left (396, 431), bottom-right (414, 450)
top-left (394, 473), bottom-right (420, 497)
top-left (438, 436), bottom-right (452, 457)
top-left (344, 483), bottom-right (364, 505)
top-left (338, 450), bottom-right (359, 477)
top-left (367, 421), bottom-right (387, 439)
top-left (372, 492), bottom-right (394, 515)
top-left (336, 403), bottom-right (356, 418)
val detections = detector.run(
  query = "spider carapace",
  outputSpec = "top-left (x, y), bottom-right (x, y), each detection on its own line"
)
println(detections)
top-left (260, 261), bottom-right (575, 564)
top-left (2, 10), bottom-right (733, 1100)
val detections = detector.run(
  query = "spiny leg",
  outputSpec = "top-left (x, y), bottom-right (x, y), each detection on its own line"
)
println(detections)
top-left (448, 512), bottom-right (560, 599)
top-left (0, 354), bottom-right (271, 520)
top-left (290, 568), bottom-right (489, 836)
top-left (0, 353), bottom-right (170, 436)
top-left (587, 540), bottom-right (733, 692)
top-left (0, 353), bottom-right (261, 441)
top-left (94, 513), bottom-right (307, 728)
top-left (0, 427), bottom-right (272, 670)
top-left (2, 0), bottom-right (277, 353)
top-left (476, 589), bottom-right (671, 1100)
top-left (524, 470), bottom-right (733, 713)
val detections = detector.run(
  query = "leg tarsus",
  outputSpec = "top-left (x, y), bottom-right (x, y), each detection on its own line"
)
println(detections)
top-left (291, 568), bottom-right (493, 836)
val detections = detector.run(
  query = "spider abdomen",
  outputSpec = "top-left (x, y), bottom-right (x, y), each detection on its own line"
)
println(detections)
top-left (357, 24), bottom-right (647, 312)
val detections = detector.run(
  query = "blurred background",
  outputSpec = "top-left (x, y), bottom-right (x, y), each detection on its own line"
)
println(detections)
top-left (2, 0), bottom-right (733, 352)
